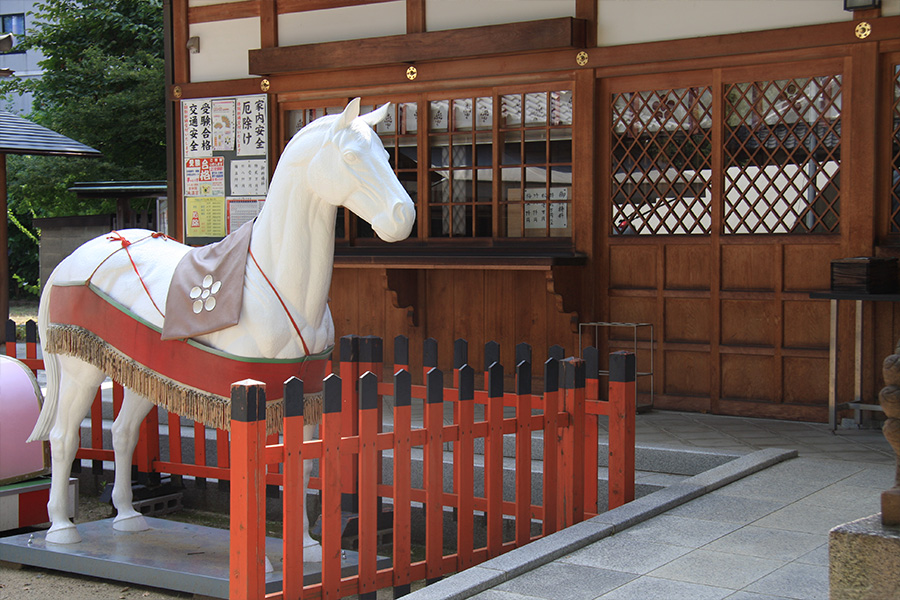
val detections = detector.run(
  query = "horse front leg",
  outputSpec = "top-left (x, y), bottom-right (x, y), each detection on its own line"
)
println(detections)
top-left (46, 359), bottom-right (105, 544)
top-left (110, 389), bottom-right (154, 532)
top-left (303, 422), bottom-right (323, 562)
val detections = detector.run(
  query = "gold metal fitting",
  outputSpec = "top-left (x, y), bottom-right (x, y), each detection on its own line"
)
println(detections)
top-left (260, 78), bottom-right (270, 92)
top-left (576, 51), bottom-right (589, 67)
top-left (172, 85), bottom-right (182, 99)
top-left (406, 66), bottom-right (418, 81)
top-left (855, 21), bottom-right (872, 39)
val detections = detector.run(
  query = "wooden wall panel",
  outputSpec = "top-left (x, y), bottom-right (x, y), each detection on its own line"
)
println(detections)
top-left (664, 351), bottom-right (709, 396)
top-left (783, 300), bottom-right (830, 349)
top-left (608, 296), bottom-right (657, 326)
top-left (720, 300), bottom-right (776, 347)
top-left (609, 245), bottom-right (657, 289)
top-left (424, 270), bottom-right (456, 362)
top-left (356, 269), bottom-right (386, 337)
top-left (782, 357), bottom-right (829, 405)
top-left (665, 244), bottom-right (710, 290)
top-left (330, 269), bottom-right (359, 341)
top-left (484, 270), bottom-right (518, 370)
top-left (720, 245), bottom-right (776, 291)
top-left (664, 298), bottom-right (710, 343)
top-left (453, 269), bottom-right (485, 370)
top-left (783, 244), bottom-right (843, 291)
top-left (514, 270), bottom-right (549, 366)
top-left (720, 355), bottom-right (776, 401)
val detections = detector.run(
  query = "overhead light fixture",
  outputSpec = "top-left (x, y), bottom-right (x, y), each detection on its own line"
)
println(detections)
top-left (0, 33), bottom-right (15, 52)
top-left (186, 36), bottom-right (200, 54)
top-left (844, 0), bottom-right (880, 11)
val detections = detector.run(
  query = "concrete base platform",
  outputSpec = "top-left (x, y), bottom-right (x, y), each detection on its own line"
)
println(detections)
top-left (0, 517), bottom-right (368, 598)
top-left (830, 514), bottom-right (900, 600)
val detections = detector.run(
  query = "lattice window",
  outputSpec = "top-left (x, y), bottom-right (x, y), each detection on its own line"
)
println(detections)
top-left (365, 102), bottom-right (419, 240)
top-left (890, 66), bottom-right (900, 233)
top-left (500, 91), bottom-right (573, 238)
top-left (610, 87), bottom-right (713, 235)
top-left (723, 76), bottom-right (841, 234)
top-left (427, 95), bottom-right (494, 238)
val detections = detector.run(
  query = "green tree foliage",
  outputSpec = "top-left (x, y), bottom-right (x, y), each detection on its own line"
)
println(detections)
top-left (1, 0), bottom-right (165, 297)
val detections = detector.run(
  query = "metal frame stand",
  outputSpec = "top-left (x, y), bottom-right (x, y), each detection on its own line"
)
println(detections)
top-left (579, 321), bottom-right (654, 412)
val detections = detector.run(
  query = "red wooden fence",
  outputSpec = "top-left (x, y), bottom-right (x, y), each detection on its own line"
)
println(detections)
top-left (229, 340), bottom-right (636, 599)
top-left (4, 323), bottom-right (636, 599)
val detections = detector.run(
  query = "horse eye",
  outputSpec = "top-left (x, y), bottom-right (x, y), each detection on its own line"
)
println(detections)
top-left (343, 150), bottom-right (359, 164)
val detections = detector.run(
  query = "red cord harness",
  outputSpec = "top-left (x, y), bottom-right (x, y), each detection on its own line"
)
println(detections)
top-left (90, 231), bottom-right (311, 354)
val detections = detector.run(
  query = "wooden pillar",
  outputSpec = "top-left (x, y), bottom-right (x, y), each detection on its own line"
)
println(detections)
top-left (407, 0), bottom-right (425, 34)
top-left (260, 0), bottom-right (278, 49)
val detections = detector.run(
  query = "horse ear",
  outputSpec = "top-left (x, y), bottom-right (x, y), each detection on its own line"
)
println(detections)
top-left (335, 98), bottom-right (361, 130)
top-left (360, 103), bottom-right (391, 128)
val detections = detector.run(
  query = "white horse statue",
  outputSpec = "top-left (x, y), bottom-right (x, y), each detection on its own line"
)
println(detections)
top-left (27, 98), bottom-right (415, 556)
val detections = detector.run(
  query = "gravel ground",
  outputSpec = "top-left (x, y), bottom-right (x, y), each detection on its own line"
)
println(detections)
top-left (1, 495), bottom-right (192, 600)
top-left (1, 492), bottom-right (421, 600)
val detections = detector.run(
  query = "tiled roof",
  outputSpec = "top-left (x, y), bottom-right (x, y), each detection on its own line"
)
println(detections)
top-left (0, 111), bottom-right (101, 157)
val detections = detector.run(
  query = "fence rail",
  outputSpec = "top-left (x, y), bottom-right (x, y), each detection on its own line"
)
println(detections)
top-left (4, 322), bottom-right (636, 599)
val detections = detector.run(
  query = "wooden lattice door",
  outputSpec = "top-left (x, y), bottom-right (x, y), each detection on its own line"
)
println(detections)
top-left (602, 60), bottom-right (844, 421)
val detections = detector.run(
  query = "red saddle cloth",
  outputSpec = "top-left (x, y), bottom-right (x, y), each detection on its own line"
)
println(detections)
top-left (48, 284), bottom-right (328, 401)
top-left (45, 223), bottom-right (329, 430)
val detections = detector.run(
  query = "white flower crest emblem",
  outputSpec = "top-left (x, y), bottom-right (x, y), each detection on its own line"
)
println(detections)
top-left (190, 274), bottom-right (222, 314)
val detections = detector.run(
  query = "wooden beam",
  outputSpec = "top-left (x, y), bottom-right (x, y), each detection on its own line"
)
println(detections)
top-left (575, 0), bottom-right (596, 47)
top-left (260, 0), bottom-right (277, 48)
top-left (188, 0), bottom-right (408, 24)
top-left (277, 0), bottom-right (395, 15)
top-left (407, 0), bottom-right (425, 34)
top-left (189, 0), bottom-right (258, 23)
top-left (249, 17), bottom-right (587, 75)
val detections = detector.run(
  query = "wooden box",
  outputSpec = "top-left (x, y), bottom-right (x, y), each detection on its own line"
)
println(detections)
top-left (830, 257), bottom-right (898, 294)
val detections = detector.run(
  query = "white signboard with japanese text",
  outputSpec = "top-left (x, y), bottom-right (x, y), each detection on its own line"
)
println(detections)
top-left (237, 96), bottom-right (268, 157)
top-left (182, 94), bottom-right (268, 243)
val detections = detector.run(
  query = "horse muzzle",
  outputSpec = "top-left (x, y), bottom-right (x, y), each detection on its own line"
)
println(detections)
top-left (372, 198), bottom-right (415, 243)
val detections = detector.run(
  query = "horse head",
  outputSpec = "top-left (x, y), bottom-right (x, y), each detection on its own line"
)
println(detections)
top-left (304, 98), bottom-right (415, 243)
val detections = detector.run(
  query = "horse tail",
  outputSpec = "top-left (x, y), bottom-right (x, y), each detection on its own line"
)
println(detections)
top-left (27, 274), bottom-right (59, 443)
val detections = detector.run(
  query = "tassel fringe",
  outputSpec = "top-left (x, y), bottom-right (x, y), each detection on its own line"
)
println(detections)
top-left (46, 324), bottom-right (322, 433)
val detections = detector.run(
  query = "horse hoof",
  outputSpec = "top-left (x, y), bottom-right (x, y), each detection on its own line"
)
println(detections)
top-left (303, 542), bottom-right (323, 563)
top-left (113, 514), bottom-right (150, 532)
top-left (46, 524), bottom-right (81, 544)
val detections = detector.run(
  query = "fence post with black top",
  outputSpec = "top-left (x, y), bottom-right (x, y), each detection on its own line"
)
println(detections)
top-left (229, 379), bottom-right (266, 600)
top-left (608, 351), bottom-right (636, 509)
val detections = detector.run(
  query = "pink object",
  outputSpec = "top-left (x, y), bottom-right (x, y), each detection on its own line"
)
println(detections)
top-left (0, 355), bottom-right (48, 485)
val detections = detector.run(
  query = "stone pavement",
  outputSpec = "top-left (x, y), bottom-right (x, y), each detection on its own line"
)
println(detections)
top-left (405, 411), bottom-right (895, 600)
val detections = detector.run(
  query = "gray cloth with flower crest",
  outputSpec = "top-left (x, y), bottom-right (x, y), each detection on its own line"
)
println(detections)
top-left (160, 220), bottom-right (253, 341)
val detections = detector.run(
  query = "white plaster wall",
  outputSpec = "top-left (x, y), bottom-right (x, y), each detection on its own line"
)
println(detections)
top-left (425, 0), bottom-right (575, 31)
top-left (279, 1), bottom-right (406, 46)
top-left (597, 0), bottom-right (900, 47)
top-left (184, 0), bottom-right (900, 82)
top-left (189, 17), bottom-right (259, 82)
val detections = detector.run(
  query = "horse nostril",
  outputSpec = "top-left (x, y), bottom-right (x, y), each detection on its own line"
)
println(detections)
top-left (394, 200), bottom-right (413, 223)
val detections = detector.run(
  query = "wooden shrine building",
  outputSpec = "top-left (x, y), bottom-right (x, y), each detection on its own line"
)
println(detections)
top-left (163, 0), bottom-right (900, 422)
